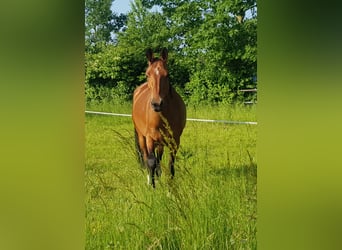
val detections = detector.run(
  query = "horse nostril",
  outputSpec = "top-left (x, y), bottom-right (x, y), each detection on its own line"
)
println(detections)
top-left (151, 101), bottom-right (162, 112)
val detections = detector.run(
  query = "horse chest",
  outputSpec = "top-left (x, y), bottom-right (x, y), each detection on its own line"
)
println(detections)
top-left (147, 116), bottom-right (171, 141)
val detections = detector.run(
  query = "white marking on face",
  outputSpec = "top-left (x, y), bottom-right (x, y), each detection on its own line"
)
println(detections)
top-left (154, 68), bottom-right (159, 76)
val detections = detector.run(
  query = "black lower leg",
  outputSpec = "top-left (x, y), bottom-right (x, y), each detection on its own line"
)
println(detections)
top-left (147, 153), bottom-right (156, 188)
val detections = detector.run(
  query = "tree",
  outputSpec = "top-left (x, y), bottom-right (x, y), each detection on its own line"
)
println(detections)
top-left (85, 0), bottom-right (257, 104)
top-left (136, 0), bottom-right (257, 103)
top-left (85, 0), bottom-right (127, 52)
top-left (114, 0), bottom-right (180, 92)
top-left (181, 0), bottom-right (257, 103)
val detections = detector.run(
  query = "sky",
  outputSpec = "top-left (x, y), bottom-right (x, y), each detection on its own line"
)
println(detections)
top-left (111, 0), bottom-right (161, 14)
top-left (111, 0), bottom-right (132, 14)
top-left (111, 0), bottom-right (256, 18)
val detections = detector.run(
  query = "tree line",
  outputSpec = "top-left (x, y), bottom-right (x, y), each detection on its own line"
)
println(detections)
top-left (85, 0), bottom-right (257, 104)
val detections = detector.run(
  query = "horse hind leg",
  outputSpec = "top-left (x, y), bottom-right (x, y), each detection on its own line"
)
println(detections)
top-left (169, 138), bottom-right (180, 179)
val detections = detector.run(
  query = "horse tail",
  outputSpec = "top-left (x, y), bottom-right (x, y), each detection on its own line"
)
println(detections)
top-left (134, 129), bottom-right (144, 167)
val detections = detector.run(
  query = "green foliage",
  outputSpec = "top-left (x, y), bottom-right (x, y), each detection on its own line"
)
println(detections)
top-left (85, 0), bottom-right (127, 52)
top-left (85, 0), bottom-right (113, 51)
top-left (85, 44), bottom-right (147, 102)
top-left (85, 0), bottom-right (257, 105)
top-left (182, 1), bottom-right (257, 103)
top-left (120, 0), bottom-right (170, 49)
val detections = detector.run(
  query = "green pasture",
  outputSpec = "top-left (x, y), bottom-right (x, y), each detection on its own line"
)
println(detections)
top-left (85, 102), bottom-right (257, 249)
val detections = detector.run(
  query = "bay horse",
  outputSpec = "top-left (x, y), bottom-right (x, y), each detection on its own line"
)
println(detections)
top-left (132, 48), bottom-right (186, 188)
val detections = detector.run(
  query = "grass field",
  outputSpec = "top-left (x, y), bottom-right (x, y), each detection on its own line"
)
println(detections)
top-left (85, 102), bottom-right (257, 249)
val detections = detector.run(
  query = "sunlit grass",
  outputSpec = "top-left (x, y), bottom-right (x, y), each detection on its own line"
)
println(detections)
top-left (85, 101), bottom-right (257, 249)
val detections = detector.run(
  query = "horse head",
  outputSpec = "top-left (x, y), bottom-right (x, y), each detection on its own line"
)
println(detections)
top-left (145, 48), bottom-right (170, 112)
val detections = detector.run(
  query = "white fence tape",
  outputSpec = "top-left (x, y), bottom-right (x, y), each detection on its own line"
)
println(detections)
top-left (85, 110), bottom-right (132, 117)
top-left (85, 110), bottom-right (257, 125)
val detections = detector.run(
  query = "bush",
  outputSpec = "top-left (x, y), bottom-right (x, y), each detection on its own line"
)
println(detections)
top-left (85, 44), bottom-right (146, 101)
top-left (85, 83), bottom-right (131, 106)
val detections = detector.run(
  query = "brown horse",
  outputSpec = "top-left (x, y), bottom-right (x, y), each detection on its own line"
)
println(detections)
top-left (132, 48), bottom-right (186, 188)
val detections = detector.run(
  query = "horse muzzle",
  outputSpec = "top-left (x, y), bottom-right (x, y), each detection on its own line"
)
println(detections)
top-left (151, 100), bottom-right (163, 112)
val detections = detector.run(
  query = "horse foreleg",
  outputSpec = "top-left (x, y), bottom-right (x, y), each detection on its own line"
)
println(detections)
top-left (146, 137), bottom-right (156, 188)
top-left (147, 154), bottom-right (156, 187)
top-left (136, 133), bottom-right (154, 186)
top-left (137, 132), bottom-right (148, 168)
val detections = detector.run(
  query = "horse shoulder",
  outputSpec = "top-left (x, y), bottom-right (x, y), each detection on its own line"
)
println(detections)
top-left (133, 83), bottom-right (149, 134)
top-left (133, 82), bottom-right (148, 100)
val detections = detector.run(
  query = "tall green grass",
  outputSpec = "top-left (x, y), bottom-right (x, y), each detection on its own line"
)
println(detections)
top-left (86, 102), bottom-right (257, 249)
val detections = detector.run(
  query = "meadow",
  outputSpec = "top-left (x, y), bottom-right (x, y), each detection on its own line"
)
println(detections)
top-left (85, 101), bottom-right (257, 249)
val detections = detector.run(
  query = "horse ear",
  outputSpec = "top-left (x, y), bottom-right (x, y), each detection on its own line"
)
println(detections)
top-left (146, 48), bottom-right (154, 64)
top-left (160, 48), bottom-right (168, 62)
